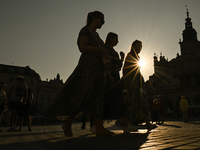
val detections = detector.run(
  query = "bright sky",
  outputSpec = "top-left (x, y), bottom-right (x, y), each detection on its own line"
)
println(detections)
top-left (1, 0), bottom-right (200, 81)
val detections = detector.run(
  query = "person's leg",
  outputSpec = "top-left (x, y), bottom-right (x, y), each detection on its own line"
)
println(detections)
top-left (7, 102), bottom-right (15, 131)
top-left (18, 116), bottom-right (23, 131)
top-left (186, 110), bottom-right (189, 122)
top-left (27, 116), bottom-right (32, 131)
top-left (0, 107), bottom-right (4, 132)
top-left (145, 117), bottom-right (157, 131)
top-left (16, 102), bottom-right (23, 131)
top-left (158, 110), bottom-right (161, 124)
top-left (89, 116), bottom-right (93, 127)
top-left (182, 111), bottom-right (186, 122)
top-left (8, 110), bottom-right (18, 131)
top-left (8, 110), bottom-right (15, 129)
top-left (18, 108), bottom-right (24, 131)
top-left (120, 117), bottom-right (128, 127)
top-left (24, 105), bottom-right (32, 131)
top-left (160, 109), bottom-right (164, 124)
top-left (120, 116), bottom-right (139, 133)
top-left (182, 111), bottom-right (189, 122)
top-left (81, 116), bottom-right (86, 129)
top-left (62, 115), bottom-right (76, 137)
top-left (94, 116), bottom-right (114, 136)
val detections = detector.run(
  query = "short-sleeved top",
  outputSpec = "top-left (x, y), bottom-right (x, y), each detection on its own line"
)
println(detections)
top-left (9, 82), bottom-right (28, 102)
top-left (77, 27), bottom-right (104, 51)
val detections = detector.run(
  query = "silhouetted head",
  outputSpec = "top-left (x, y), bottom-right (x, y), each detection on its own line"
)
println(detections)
top-left (86, 11), bottom-right (105, 27)
top-left (181, 95), bottom-right (186, 99)
top-left (16, 75), bottom-right (24, 83)
top-left (105, 32), bottom-right (118, 47)
top-left (131, 40), bottom-right (142, 55)
top-left (153, 99), bottom-right (158, 104)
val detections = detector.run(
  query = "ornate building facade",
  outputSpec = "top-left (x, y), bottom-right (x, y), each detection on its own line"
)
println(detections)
top-left (0, 64), bottom-right (64, 115)
top-left (37, 74), bottom-right (64, 115)
top-left (145, 9), bottom-right (200, 112)
top-left (0, 64), bottom-right (40, 106)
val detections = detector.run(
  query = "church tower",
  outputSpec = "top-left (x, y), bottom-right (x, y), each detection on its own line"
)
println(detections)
top-left (179, 8), bottom-right (200, 55)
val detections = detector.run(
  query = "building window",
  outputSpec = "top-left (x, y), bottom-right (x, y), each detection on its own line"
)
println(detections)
top-left (9, 68), bottom-right (14, 73)
top-left (18, 69), bottom-right (24, 74)
top-left (9, 78), bottom-right (14, 83)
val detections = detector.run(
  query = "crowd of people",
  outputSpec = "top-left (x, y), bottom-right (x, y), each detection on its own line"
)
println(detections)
top-left (152, 95), bottom-right (164, 125)
top-left (0, 76), bottom-right (33, 132)
top-left (44, 10), bottom-right (157, 137)
top-left (0, 11), bottom-right (192, 136)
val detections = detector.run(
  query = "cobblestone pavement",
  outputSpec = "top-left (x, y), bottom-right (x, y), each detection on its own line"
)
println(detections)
top-left (0, 120), bottom-right (200, 150)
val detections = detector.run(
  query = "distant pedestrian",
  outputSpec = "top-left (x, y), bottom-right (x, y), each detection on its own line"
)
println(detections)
top-left (151, 99), bottom-right (158, 124)
top-left (81, 116), bottom-right (93, 131)
top-left (180, 95), bottom-right (189, 122)
top-left (7, 75), bottom-right (28, 131)
top-left (167, 107), bottom-right (171, 118)
top-left (157, 95), bottom-right (164, 124)
top-left (18, 86), bottom-right (33, 131)
top-left (0, 82), bottom-right (7, 132)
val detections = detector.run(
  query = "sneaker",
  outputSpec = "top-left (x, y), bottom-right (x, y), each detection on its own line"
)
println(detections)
top-left (123, 125), bottom-right (138, 133)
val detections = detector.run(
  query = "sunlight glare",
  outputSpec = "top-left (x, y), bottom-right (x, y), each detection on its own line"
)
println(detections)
top-left (138, 59), bottom-right (145, 68)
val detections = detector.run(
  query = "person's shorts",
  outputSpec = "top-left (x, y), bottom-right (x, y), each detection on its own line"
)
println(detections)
top-left (18, 104), bottom-right (30, 117)
top-left (9, 101), bottom-right (22, 111)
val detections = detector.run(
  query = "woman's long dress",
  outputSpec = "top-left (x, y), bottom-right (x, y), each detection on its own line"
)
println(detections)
top-left (123, 52), bottom-right (149, 122)
top-left (44, 27), bottom-right (105, 119)
top-left (103, 46), bottom-right (126, 119)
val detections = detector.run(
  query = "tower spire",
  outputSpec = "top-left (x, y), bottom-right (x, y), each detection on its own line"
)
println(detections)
top-left (186, 8), bottom-right (189, 18)
top-left (179, 8), bottom-right (199, 55)
top-left (186, 5), bottom-right (189, 18)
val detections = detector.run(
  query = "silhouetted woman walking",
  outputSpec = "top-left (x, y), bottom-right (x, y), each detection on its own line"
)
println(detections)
top-left (123, 40), bottom-right (155, 131)
top-left (103, 33), bottom-right (138, 133)
top-left (45, 11), bottom-right (114, 136)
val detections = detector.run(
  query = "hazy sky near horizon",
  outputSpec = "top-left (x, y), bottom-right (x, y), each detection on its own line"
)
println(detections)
top-left (1, 0), bottom-right (200, 81)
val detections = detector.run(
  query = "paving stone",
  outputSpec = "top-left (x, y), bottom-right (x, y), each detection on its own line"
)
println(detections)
top-left (1, 120), bottom-right (200, 149)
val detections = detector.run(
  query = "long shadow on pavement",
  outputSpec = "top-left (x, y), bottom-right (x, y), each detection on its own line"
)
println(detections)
top-left (160, 124), bottom-right (182, 128)
top-left (0, 132), bottom-right (149, 150)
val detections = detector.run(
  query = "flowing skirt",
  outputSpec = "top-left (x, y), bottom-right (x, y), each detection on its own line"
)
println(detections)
top-left (124, 76), bottom-right (150, 121)
top-left (44, 53), bottom-right (105, 119)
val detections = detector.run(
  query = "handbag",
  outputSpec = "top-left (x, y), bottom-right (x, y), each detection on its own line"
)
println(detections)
top-left (87, 27), bottom-right (111, 66)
